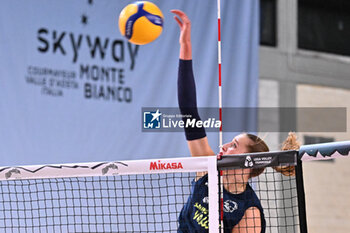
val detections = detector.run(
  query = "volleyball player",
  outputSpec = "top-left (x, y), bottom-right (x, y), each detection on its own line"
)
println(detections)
top-left (171, 10), bottom-right (299, 233)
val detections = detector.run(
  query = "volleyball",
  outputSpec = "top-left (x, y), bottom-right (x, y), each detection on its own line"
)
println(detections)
top-left (119, 1), bottom-right (164, 45)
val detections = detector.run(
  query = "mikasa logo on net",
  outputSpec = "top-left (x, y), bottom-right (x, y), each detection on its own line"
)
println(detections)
top-left (149, 160), bottom-right (183, 170)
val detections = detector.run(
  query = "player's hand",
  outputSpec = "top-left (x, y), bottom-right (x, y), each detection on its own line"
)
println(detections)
top-left (171, 10), bottom-right (191, 45)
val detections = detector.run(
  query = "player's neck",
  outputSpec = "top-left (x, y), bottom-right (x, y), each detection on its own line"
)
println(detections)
top-left (223, 174), bottom-right (248, 194)
top-left (224, 182), bottom-right (246, 194)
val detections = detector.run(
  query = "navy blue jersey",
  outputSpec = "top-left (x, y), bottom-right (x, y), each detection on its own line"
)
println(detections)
top-left (178, 174), bottom-right (266, 233)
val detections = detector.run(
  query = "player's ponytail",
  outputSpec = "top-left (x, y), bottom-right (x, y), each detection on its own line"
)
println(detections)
top-left (273, 132), bottom-right (300, 176)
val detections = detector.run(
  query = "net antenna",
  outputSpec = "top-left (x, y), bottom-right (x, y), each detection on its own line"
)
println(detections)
top-left (217, 1), bottom-right (225, 232)
top-left (217, 0), bottom-right (223, 148)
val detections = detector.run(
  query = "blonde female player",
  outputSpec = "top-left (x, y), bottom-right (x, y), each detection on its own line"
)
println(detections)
top-left (171, 10), bottom-right (299, 233)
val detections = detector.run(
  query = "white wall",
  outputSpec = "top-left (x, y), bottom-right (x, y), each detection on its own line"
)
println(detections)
top-left (297, 84), bottom-right (350, 233)
top-left (259, 1), bottom-right (350, 232)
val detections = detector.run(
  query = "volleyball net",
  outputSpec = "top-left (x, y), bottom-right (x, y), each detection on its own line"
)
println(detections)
top-left (0, 141), bottom-right (349, 233)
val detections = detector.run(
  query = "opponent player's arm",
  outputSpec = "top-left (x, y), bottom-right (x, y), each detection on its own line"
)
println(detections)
top-left (231, 207), bottom-right (261, 233)
top-left (171, 10), bottom-right (214, 157)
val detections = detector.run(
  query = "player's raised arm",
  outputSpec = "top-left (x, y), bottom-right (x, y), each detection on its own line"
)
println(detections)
top-left (171, 10), bottom-right (214, 157)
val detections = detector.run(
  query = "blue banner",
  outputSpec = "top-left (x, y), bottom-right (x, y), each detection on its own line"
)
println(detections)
top-left (0, 0), bottom-right (259, 165)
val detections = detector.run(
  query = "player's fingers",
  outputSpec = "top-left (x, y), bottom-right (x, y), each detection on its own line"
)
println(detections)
top-left (173, 16), bottom-right (183, 28)
top-left (170, 9), bottom-right (190, 23)
top-left (170, 9), bottom-right (183, 16)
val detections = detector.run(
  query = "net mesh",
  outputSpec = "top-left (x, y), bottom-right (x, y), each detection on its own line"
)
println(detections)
top-left (0, 156), bottom-right (302, 233)
top-left (215, 166), bottom-right (299, 233)
top-left (0, 173), bottom-right (195, 233)
top-left (255, 167), bottom-right (299, 233)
